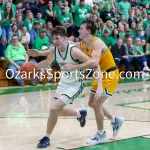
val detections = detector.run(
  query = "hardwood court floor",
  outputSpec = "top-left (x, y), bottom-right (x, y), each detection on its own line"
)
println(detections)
top-left (0, 79), bottom-right (150, 150)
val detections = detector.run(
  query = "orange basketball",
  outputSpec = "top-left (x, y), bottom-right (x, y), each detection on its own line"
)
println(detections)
top-left (20, 62), bottom-right (37, 80)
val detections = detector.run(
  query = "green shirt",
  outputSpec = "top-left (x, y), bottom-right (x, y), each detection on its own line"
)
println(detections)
top-left (23, 18), bottom-right (34, 32)
top-left (119, 32), bottom-right (125, 38)
top-left (5, 43), bottom-right (27, 62)
top-left (133, 45), bottom-right (144, 55)
top-left (34, 18), bottom-right (45, 26)
top-left (32, 36), bottom-right (49, 50)
top-left (100, 35), bottom-right (113, 47)
top-left (1, 3), bottom-right (16, 12)
top-left (118, 1), bottom-right (131, 19)
top-left (102, 0), bottom-right (113, 11)
top-left (58, 13), bottom-right (73, 23)
top-left (1, 11), bottom-right (15, 26)
top-left (142, 20), bottom-right (150, 30)
top-left (72, 5), bottom-right (91, 27)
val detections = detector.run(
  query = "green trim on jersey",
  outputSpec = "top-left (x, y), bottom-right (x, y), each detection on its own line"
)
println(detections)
top-left (58, 44), bottom-right (69, 60)
top-left (70, 46), bottom-right (77, 62)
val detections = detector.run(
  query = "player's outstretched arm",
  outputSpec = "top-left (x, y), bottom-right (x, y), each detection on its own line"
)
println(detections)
top-left (27, 49), bottom-right (50, 57)
top-left (36, 47), bottom-right (55, 69)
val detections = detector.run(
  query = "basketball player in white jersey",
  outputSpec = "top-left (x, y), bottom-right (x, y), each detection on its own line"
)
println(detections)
top-left (31, 26), bottom-right (100, 148)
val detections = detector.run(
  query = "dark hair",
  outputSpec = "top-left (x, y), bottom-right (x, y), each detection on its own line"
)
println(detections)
top-left (111, 28), bottom-right (119, 38)
top-left (82, 20), bottom-right (97, 35)
top-left (52, 26), bottom-right (67, 36)
top-left (4, 2), bottom-right (13, 19)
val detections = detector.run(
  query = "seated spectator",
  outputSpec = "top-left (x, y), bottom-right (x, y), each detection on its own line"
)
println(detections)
top-left (105, 20), bottom-right (114, 35)
top-left (146, 36), bottom-right (150, 67)
top-left (133, 27), bottom-right (145, 40)
top-left (128, 12), bottom-right (137, 26)
top-left (135, 8), bottom-right (143, 23)
top-left (45, 21), bottom-right (53, 44)
top-left (4, 35), bottom-right (36, 86)
top-left (29, 21), bottom-right (41, 48)
top-left (32, 28), bottom-right (49, 62)
top-left (118, 24), bottom-right (125, 38)
top-left (16, 14), bottom-right (24, 31)
top-left (111, 38), bottom-right (132, 77)
top-left (130, 21), bottom-right (136, 36)
top-left (34, 11), bottom-right (45, 27)
top-left (123, 29), bottom-right (132, 43)
top-left (124, 37), bottom-right (139, 71)
top-left (142, 12), bottom-right (150, 30)
top-left (133, 37), bottom-right (150, 71)
top-left (20, 26), bottom-right (30, 49)
top-left (12, 24), bottom-right (21, 39)
top-left (111, 28), bottom-right (119, 46)
top-left (64, 0), bottom-right (71, 13)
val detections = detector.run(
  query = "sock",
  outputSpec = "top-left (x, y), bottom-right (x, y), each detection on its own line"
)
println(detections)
top-left (98, 130), bottom-right (104, 135)
top-left (45, 133), bottom-right (50, 138)
top-left (111, 116), bottom-right (115, 123)
top-left (76, 110), bottom-right (81, 118)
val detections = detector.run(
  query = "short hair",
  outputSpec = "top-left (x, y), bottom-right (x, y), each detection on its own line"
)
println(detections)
top-left (82, 20), bottom-right (97, 35)
top-left (52, 26), bottom-right (67, 36)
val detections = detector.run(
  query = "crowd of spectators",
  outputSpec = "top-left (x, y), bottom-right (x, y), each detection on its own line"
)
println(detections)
top-left (0, 0), bottom-right (150, 85)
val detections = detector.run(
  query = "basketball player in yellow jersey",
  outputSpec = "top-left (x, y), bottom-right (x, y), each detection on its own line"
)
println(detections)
top-left (63, 20), bottom-right (124, 145)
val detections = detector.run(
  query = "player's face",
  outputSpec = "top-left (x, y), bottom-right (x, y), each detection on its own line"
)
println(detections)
top-left (53, 35), bottom-right (66, 49)
top-left (78, 24), bottom-right (89, 39)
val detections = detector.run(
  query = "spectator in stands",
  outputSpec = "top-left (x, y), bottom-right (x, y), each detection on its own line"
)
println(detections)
top-left (142, 13), bottom-right (150, 30)
top-left (16, 14), bottom-right (23, 31)
top-left (124, 37), bottom-right (139, 71)
top-left (64, 0), bottom-right (71, 13)
top-left (20, 26), bottom-right (30, 49)
top-left (29, 21), bottom-right (41, 48)
top-left (128, 12), bottom-right (137, 26)
top-left (133, 27), bottom-right (145, 40)
top-left (118, 24), bottom-right (125, 38)
top-left (58, 6), bottom-right (74, 36)
top-left (32, 28), bottom-right (49, 62)
top-left (130, 21), bottom-right (137, 36)
top-left (36, 0), bottom-right (49, 17)
top-left (1, 0), bottom-right (16, 12)
top-left (23, 12), bottom-right (34, 32)
top-left (123, 29), bottom-right (132, 43)
top-left (4, 35), bottom-right (36, 86)
top-left (34, 11), bottom-right (45, 27)
top-left (0, 2), bottom-right (15, 60)
top-left (54, 0), bottom-right (63, 16)
top-left (118, 0), bottom-right (131, 20)
top-left (133, 37), bottom-right (150, 71)
top-left (100, 3), bottom-right (114, 23)
top-left (111, 28), bottom-right (119, 46)
top-left (135, 8), bottom-right (143, 23)
top-left (146, 36), bottom-right (150, 67)
top-left (12, 24), bottom-right (21, 39)
top-left (45, 21), bottom-right (53, 44)
top-left (111, 38), bottom-right (132, 77)
top-left (72, 0), bottom-right (91, 37)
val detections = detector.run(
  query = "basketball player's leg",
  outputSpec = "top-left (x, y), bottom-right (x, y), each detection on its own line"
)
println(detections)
top-left (88, 93), bottom-right (113, 119)
top-left (37, 98), bottom-right (66, 148)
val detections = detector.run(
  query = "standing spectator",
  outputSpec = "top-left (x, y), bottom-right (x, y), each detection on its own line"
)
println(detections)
top-left (72, 0), bottom-right (91, 37)
top-left (36, 0), bottom-right (49, 17)
top-left (111, 38), bottom-right (132, 77)
top-left (0, 2), bottom-right (15, 60)
top-left (58, 6), bottom-right (74, 36)
top-left (118, 0), bottom-right (131, 20)
top-left (4, 35), bottom-right (36, 86)
top-left (100, 3), bottom-right (114, 23)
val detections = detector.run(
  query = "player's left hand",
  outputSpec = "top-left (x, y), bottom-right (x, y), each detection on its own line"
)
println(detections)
top-left (61, 64), bottom-right (77, 72)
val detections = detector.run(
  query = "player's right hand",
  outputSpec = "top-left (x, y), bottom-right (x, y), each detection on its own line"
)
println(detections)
top-left (27, 49), bottom-right (39, 57)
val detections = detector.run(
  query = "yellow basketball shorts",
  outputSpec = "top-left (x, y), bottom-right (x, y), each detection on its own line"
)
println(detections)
top-left (91, 69), bottom-right (119, 97)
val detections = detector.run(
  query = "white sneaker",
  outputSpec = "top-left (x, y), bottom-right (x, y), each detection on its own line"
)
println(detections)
top-left (143, 66), bottom-right (150, 72)
top-left (112, 117), bottom-right (124, 137)
top-left (86, 131), bottom-right (109, 145)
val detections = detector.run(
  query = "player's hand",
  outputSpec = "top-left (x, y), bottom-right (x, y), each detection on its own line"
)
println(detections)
top-left (27, 49), bottom-right (39, 57)
top-left (95, 86), bottom-right (102, 101)
top-left (61, 64), bottom-right (77, 72)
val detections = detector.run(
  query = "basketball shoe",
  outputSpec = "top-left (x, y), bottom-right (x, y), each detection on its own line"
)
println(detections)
top-left (112, 117), bottom-right (124, 137)
top-left (77, 109), bottom-right (87, 127)
top-left (86, 131), bottom-right (109, 145)
top-left (37, 136), bottom-right (50, 148)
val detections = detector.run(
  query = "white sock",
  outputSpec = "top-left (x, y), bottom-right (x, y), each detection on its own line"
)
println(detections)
top-left (76, 110), bottom-right (81, 118)
top-left (111, 116), bottom-right (115, 123)
top-left (45, 133), bottom-right (50, 138)
top-left (98, 130), bottom-right (104, 135)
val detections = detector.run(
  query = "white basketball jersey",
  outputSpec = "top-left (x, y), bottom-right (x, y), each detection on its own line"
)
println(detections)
top-left (55, 44), bottom-right (83, 86)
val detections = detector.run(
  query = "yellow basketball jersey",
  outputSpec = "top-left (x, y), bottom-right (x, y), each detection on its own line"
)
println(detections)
top-left (81, 36), bottom-right (116, 72)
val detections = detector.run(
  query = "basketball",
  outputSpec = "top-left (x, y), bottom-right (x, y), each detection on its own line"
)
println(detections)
top-left (20, 62), bottom-right (37, 80)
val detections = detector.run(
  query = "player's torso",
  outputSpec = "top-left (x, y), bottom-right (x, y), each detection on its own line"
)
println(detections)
top-left (55, 44), bottom-right (83, 85)
top-left (81, 36), bottom-right (116, 72)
